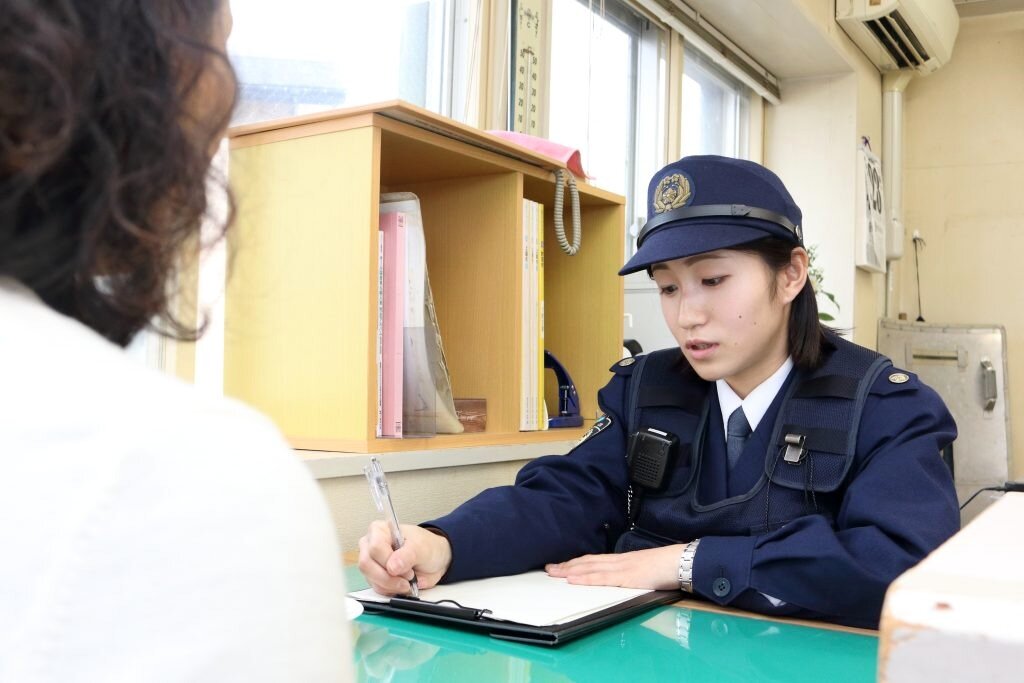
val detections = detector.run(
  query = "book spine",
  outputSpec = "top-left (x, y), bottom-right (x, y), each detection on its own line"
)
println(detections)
top-left (520, 200), bottom-right (531, 431)
top-left (381, 211), bottom-right (405, 438)
top-left (537, 204), bottom-right (546, 430)
top-left (528, 201), bottom-right (537, 430)
top-left (376, 230), bottom-right (384, 438)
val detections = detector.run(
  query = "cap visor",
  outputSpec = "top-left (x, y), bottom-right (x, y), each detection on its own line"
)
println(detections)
top-left (619, 221), bottom-right (772, 275)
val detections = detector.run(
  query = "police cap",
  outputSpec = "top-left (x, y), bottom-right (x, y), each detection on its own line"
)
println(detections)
top-left (619, 155), bottom-right (803, 275)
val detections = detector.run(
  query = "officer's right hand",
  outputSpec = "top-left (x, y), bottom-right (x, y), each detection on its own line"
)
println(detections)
top-left (357, 521), bottom-right (452, 595)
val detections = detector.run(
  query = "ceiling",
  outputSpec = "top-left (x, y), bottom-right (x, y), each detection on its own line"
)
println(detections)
top-left (954, 0), bottom-right (1024, 17)
top-left (678, 0), bottom-right (851, 80)
top-left (681, 0), bottom-right (1024, 80)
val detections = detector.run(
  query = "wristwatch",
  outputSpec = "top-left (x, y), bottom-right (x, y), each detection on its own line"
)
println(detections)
top-left (677, 539), bottom-right (701, 593)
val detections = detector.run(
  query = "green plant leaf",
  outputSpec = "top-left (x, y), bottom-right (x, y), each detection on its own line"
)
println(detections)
top-left (818, 312), bottom-right (836, 322)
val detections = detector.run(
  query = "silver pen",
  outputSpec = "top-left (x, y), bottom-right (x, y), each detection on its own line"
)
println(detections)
top-left (364, 457), bottom-right (420, 597)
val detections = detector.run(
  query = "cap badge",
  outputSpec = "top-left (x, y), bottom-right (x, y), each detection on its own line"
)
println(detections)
top-left (888, 372), bottom-right (910, 384)
top-left (654, 173), bottom-right (692, 214)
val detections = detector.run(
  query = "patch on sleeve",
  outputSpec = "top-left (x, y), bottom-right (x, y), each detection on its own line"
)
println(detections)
top-left (575, 413), bottom-right (613, 448)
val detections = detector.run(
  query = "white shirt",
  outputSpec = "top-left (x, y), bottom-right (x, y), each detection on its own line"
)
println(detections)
top-left (716, 357), bottom-right (795, 436)
top-left (0, 280), bottom-right (353, 682)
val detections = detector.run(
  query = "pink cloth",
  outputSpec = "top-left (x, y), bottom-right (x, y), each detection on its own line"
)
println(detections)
top-left (487, 131), bottom-right (588, 179)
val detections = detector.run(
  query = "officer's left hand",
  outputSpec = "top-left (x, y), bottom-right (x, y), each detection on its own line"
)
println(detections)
top-left (544, 544), bottom-right (685, 591)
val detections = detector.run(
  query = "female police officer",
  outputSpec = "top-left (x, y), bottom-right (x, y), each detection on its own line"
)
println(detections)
top-left (358, 155), bottom-right (959, 628)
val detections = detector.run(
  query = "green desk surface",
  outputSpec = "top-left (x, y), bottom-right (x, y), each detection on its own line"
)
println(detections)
top-left (346, 567), bottom-right (878, 682)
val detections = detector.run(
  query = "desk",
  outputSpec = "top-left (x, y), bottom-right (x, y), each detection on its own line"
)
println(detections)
top-left (345, 567), bottom-right (878, 682)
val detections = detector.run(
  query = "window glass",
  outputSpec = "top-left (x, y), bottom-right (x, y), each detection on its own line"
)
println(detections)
top-left (228, 0), bottom-right (463, 126)
top-left (547, 0), bottom-right (641, 200)
top-left (681, 46), bottom-right (750, 159)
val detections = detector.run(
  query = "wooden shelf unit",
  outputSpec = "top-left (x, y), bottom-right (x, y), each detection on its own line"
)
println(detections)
top-left (225, 101), bottom-right (625, 453)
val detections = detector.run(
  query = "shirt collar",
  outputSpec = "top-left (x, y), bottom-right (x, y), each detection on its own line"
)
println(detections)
top-left (716, 357), bottom-right (794, 434)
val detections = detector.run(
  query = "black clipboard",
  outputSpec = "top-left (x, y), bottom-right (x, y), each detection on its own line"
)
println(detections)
top-left (356, 589), bottom-right (680, 646)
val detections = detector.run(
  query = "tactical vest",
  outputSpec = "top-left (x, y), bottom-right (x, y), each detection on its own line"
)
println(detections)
top-left (615, 336), bottom-right (892, 552)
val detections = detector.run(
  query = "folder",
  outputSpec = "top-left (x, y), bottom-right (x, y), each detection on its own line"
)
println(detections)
top-left (380, 192), bottom-right (463, 436)
top-left (349, 571), bottom-right (679, 646)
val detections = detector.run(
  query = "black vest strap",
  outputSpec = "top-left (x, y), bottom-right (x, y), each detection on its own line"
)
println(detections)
top-left (792, 374), bottom-right (860, 400)
top-left (626, 348), bottom-right (703, 435)
top-left (766, 336), bottom-right (892, 493)
top-left (777, 424), bottom-right (848, 455)
top-left (637, 384), bottom-right (706, 414)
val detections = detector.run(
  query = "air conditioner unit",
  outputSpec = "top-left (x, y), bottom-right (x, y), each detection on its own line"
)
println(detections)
top-left (836, 0), bottom-right (960, 74)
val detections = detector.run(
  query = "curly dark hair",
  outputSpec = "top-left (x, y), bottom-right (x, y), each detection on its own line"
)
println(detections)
top-left (0, 0), bottom-right (236, 346)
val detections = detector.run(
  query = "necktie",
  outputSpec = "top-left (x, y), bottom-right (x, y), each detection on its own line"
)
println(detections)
top-left (726, 407), bottom-right (752, 471)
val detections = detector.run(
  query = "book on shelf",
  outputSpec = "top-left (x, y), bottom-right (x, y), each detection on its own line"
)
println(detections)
top-left (375, 231), bottom-right (385, 437)
top-left (537, 206), bottom-right (547, 431)
top-left (520, 200), bottom-right (533, 430)
top-left (379, 192), bottom-right (463, 438)
top-left (520, 198), bottom-right (546, 431)
top-left (379, 212), bottom-right (406, 438)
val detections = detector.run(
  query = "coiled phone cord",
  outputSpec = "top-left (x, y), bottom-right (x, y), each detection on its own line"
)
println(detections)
top-left (553, 168), bottom-right (581, 255)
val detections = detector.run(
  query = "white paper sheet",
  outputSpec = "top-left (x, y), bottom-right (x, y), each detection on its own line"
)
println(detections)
top-left (349, 571), bottom-right (652, 627)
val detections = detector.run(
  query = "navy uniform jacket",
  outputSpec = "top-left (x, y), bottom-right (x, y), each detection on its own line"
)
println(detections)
top-left (426, 344), bottom-right (959, 629)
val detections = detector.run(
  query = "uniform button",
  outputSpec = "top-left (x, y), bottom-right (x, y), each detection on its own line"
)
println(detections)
top-left (712, 577), bottom-right (731, 597)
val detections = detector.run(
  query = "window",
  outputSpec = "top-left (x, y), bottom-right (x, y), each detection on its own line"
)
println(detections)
top-left (547, 0), bottom-right (644, 202)
top-left (623, 40), bottom-right (755, 356)
top-left (681, 45), bottom-right (750, 159)
top-left (228, 0), bottom-right (474, 126)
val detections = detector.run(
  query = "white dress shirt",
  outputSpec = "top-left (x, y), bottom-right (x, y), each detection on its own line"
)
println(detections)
top-left (0, 279), bottom-right (353, 682)
top-left (716, 357), bottom-right (795, 436)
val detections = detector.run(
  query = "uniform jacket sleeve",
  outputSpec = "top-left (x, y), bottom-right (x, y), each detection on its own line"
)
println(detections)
top-left (424, 369), bottom-right (634, 583)
top-left (691, 372), bottom-right (959, 628)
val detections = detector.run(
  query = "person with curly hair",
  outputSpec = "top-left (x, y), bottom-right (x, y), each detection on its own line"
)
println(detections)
top-left (0, 2), bottom-right (353, 679)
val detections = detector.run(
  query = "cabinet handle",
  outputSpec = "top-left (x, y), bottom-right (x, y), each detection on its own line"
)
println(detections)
top-left (980, 358), bottom-right (997, 412)
top-left (906, 344), bottom-right (967, 369)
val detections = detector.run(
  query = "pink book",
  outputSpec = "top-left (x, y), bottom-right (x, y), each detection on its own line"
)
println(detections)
top-left (380, 211), bottom-right (406, 438)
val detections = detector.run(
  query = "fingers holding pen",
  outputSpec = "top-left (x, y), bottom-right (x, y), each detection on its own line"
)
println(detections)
top-left (394, 525), bottom-right (452, 590)
top-left (357, 522), bottom-right (453, 594)
top-left (358, 520), bottom-right (415, 595)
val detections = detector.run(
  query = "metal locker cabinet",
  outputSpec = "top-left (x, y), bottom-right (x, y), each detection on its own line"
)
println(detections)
top-left (877, 320), bottom-right (1014, 524)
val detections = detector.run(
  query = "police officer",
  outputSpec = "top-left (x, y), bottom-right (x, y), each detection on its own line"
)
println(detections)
top-left (357, 155), bottom-right (960, 629)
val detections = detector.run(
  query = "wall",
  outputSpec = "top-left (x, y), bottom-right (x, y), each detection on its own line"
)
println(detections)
top-left (763, 0), bottom-right (885, 349)
top-left (901, 12), bottom-right (1024, 478)
top-left (766, 73), bottom-right (859, 336)
top-left (319, 460), bottom-right (528, 552)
